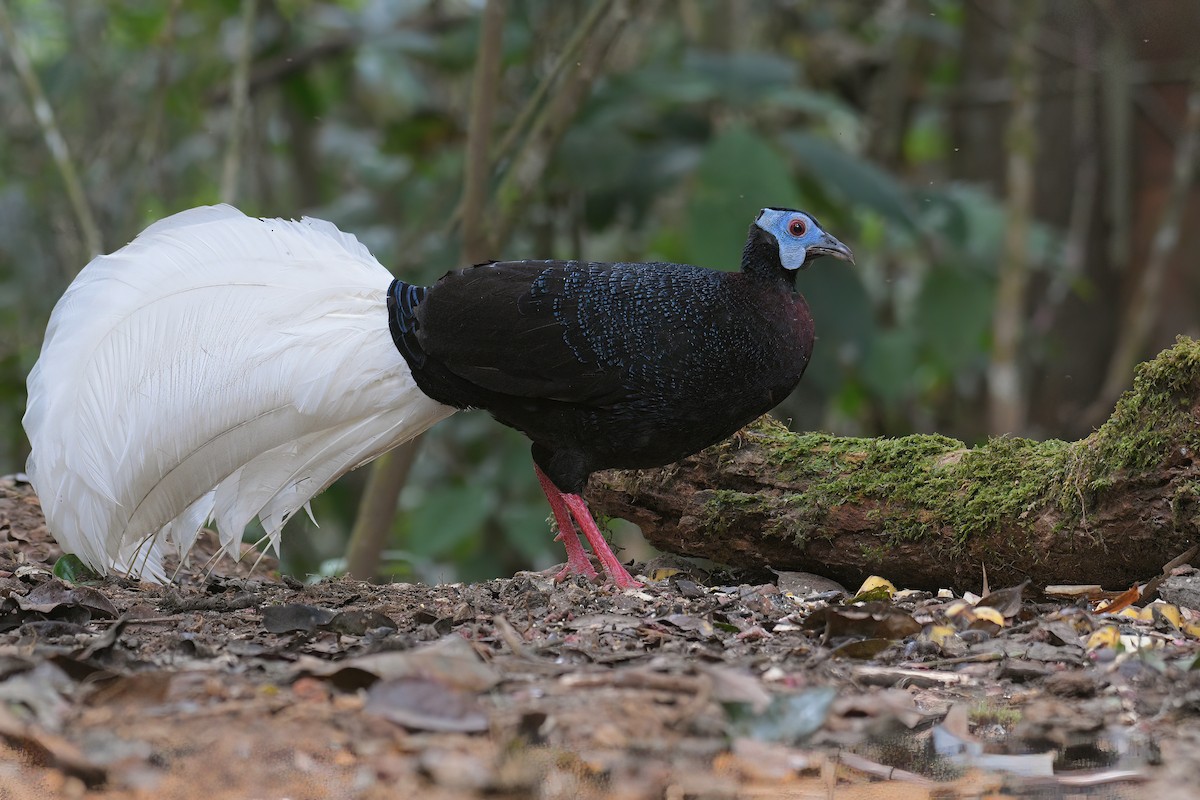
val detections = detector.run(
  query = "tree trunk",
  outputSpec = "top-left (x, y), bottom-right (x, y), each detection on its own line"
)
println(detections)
top-left (587, 339), bottom-right (1200, 591)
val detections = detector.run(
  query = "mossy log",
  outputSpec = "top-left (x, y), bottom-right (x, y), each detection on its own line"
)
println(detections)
top-left (588, 338), bottom-right (1200, 590)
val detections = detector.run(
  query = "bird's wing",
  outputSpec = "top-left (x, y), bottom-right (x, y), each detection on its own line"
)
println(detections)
top-left (415, 260), bottom-right (667, 405)
top-left (24, 205), bottom-right (454, 579)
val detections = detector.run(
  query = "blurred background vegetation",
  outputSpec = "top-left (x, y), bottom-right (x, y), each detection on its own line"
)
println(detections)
top-left (2, 0), bottom-right (1199, 582)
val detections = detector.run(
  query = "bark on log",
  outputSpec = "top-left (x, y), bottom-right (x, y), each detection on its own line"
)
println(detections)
top-left (587, 338), bottom-right (1200, 591)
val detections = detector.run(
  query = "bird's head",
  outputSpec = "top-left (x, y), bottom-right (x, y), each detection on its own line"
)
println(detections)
top-left (744, 208), bottom-right (854, 282)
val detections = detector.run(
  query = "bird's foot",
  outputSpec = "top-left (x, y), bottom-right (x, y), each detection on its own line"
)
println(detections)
top-left (562, 493), bottom-right (643, 589)
top-left (554, 559), bottom-right (599, 583)
top-left (554, 531), bottom-right (600, 582)
top-left (536, 464), bottom-right (600, 582)
top-left (535, 463), bottom-right (640, 588)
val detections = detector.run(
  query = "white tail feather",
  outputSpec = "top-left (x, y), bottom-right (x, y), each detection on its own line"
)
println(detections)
top-left (24, 205), bottom-right (455, 580)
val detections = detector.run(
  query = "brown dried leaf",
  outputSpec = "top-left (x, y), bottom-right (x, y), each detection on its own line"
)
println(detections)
top-left (829, 638), bottom-right (893, 660)
top-left (700, 665), bottom-right (771, 713)
top-left (977, 581), bottom-right (1029, 619)
top-left (803, 604), bottom-right (921, 642)
top-left (296, 635), bottom-right (499, 693)
top-left (773, 571), bottom-right (847, 597)
top-left (15, 580), bottom-right (118, 619)
top-left (658, 613), bottom-right (715, 638)
top-left (367, 676), bottom-right (489, 733)
top-left (262, 603), bottom-right (336, 633)
top-left (1094, 584), bottom-right (1141, 615)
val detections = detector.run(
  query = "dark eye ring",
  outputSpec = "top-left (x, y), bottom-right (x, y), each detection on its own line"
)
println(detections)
top-left (787, 218), bottom-right (806, 237)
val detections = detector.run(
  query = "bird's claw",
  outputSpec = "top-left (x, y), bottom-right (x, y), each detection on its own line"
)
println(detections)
top-left (554, 558), bottom-right (599, 583)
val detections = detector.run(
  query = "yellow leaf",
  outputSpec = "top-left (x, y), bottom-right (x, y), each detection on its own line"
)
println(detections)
top-left (1086, 625), bottom-right (1121, 651)
top-left (855, 576), bottom-right (896, 597)
top-left (849, 586), bottom-right (895, 603)
top-left (1182, 622), bottom-right (1200, 639)
top-left (923, 625), bottom-right (957, 647)
top-left (945, 600), bottom-right (973, 619)
top-left (973, 607), bottom-right (1006, 627)
top-left (1149, 603), bottom-right (1183, 629)
top-left (648, 568), bottom-right (682, 581)
top-left (1115, 607), bottom-right (1141, 620)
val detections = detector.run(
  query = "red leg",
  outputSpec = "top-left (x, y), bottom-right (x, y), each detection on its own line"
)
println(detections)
top-left (534, 464), bottom-right (598, 582)
top-left (562, 493), bottom-right (642, 589)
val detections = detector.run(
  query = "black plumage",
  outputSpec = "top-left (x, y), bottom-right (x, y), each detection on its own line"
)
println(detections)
top-left (387, 207), bottom-right (852, 587)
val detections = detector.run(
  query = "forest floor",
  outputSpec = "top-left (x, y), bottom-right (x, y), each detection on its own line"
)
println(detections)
top-left (1, 477), bottom-right (1199, 800)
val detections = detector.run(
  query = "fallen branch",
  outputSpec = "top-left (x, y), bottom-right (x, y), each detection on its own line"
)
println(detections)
top-left (588, 338), bottom-right (1200, 590)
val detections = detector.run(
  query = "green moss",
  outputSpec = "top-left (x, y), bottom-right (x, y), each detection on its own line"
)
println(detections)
top-left (700, 489), bottom-right (771, 536)
top-left (1076, 337), bottom-right (1200, 490)
top-left (859, 543), bottom-right (889, 564)
top-left (742, 416), bottom-right (1070, 548)
top-left (968, 700), bottom-right (1021, 728)
top-left (696, 338), bottom-right (1200, 554)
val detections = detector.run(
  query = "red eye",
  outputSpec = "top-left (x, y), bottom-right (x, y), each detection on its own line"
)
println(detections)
top-left (787, 218), bottom-right (807, 237)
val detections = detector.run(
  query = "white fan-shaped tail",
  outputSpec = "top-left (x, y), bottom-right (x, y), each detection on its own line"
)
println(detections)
top-left (23, 205), bottom-right (455, 580)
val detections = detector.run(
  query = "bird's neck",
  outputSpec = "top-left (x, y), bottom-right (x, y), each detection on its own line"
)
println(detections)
top-left (740, 232), bottom-right (797, 291)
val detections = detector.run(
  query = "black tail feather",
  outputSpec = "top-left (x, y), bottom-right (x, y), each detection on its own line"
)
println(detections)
top-left (387, 279), bottom-right (427, 368)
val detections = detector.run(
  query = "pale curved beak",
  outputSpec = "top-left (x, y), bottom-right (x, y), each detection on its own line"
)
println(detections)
top-left (808, 232), bottom-right (855, 265)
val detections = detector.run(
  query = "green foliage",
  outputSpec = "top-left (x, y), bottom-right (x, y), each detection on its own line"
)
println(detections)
top-left (914, 266), bottom-right (993, 372)
top-left (52, 554), bottom-right (100, 584)
top-left (683, 126), bottom-right (799, 269)
top-left (786, 132), bottom-right (919, 233)
top-left (403, 486), bottom-right (492, 560)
